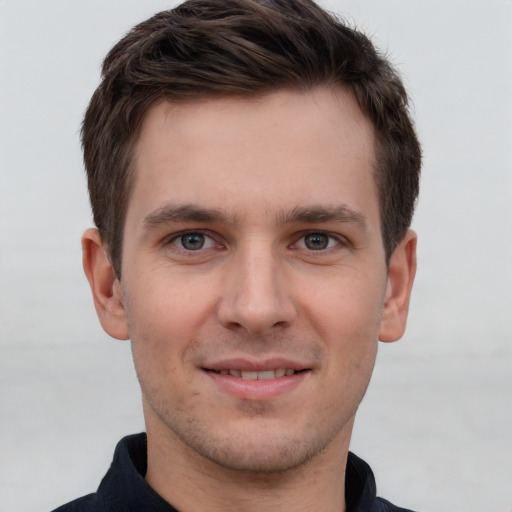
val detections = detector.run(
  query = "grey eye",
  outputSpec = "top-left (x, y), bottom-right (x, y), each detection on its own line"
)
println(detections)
top-left (180, 233), bottom-right (206, 250)
top-left (304, 233), bottom-right (330, 250)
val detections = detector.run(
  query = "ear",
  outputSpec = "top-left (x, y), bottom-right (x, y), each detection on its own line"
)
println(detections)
top-left (82, 228), bottom-right (129, 340)
top-left (379, 229), bottom-right (417, 343)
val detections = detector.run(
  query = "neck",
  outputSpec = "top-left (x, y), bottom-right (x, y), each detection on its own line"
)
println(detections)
top-left (144, 417), bottom-right (352, 512)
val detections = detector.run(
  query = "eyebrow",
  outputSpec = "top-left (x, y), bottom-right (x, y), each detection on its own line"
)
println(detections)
top-left (143, 204), bottom-right (231, 228)
top-left (278, 205), bottom-right (369, 231)
top-left (142, 203), bottom-right (369, 231)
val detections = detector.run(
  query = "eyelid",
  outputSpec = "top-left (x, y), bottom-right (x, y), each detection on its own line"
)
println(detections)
top-left (292, 231), bottom-right (348, 251)
top-left (167, 230), bottom-right (219, 250)
top-left (162, 229), bottom-right (349, 252)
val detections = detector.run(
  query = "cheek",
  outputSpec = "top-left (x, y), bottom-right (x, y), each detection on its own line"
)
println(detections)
top-left (128, 304), bottom-right (205, 417)
top-left (126, 269), bottom-right (215, 338)
top-left (300, 269), bottom-right (386, 340)
top-left (124, 273), bottom-right (217, 383)
top-left (299, 270), bottom-right (383, 396)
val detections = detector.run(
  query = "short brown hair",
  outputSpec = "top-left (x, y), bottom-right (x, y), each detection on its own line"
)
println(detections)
top-left (82, 0), bottom-right (421, 277)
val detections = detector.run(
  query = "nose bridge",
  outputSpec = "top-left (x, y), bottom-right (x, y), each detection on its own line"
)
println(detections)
top-left (217, 236), bottom-right (295, 334)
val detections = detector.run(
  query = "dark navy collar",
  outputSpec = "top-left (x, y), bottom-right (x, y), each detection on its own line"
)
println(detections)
top-left (54, 432), bottom-right (417, 512)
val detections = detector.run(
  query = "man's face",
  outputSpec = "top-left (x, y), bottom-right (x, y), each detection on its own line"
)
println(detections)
top-left (110, 88), bottom-right (403, 472)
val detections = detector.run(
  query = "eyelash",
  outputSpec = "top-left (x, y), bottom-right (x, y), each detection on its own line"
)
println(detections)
top-left (168, 231), bottom-right (218, 251)
top-left (167, 230), bottom-right (346, 253)
top-left (293, 232), bottom-right (344, 251)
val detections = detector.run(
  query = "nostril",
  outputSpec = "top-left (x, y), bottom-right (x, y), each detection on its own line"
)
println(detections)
top-left (215, 274), bottom-right (297, 334)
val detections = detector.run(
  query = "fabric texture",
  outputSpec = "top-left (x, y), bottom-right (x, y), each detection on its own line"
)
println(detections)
top-left (51, 433), bottom-right (417, 512)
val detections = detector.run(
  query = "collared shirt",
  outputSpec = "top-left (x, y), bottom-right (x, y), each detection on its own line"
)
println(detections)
top-left (52, 433), bottom-right (417, 512)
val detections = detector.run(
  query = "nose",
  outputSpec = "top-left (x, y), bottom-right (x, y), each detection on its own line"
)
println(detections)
top-left (216, 242), bottom-right (297, 336)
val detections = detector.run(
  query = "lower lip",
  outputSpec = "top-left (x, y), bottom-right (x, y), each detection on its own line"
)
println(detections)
top-left (205, 370), bottom-right (309, 401)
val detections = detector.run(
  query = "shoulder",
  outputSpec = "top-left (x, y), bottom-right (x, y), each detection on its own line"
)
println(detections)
top-left (50, 493), bottom-right (100, 512)
top-left (50, 487), bottom-right (132, 512)
top-left (375, 496), bottom-right (418, 512)
top-left (50, 433), bottom-right (177, 512)
top-left (346, 452), bottom-right (418, 512)
top-left (49, 433), bottom-right (147, 512)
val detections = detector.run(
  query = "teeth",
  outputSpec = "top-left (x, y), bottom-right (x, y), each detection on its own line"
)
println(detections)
top-left (220, 369), bottom-right (295, 379)
top-left (257, 370), bottom-right (276, 380)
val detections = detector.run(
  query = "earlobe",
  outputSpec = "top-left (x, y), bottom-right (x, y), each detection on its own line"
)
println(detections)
top-left (82, 228), bottom-right (130, 340)
top-left (379, 229), bottom-right (417, 343)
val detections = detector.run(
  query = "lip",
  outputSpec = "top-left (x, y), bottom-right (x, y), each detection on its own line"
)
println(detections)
top-left (202, 357), bottom-right (310, 373)
top-left (202, 357), bottom-right (311, 401)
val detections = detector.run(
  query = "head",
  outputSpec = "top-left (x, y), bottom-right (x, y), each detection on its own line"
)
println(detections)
top-left (82, 0), bottom-right (421, 278)
top-left (81, 0), bottom-right (420, 489)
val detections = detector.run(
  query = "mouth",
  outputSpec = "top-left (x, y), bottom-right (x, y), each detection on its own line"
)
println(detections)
top-left (205, 368), bottom-right (307, 380)
top-left (203, 361), bottom-right (311, 400)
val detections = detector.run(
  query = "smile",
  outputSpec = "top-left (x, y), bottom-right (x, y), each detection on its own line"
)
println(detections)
top-left (204, 366), bottom-right (310, 400)
top-left (208, 369), bottom-right (300, 380)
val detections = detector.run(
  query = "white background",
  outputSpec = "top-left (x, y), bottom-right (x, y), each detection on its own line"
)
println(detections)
top-left (1, 1), bottom-right (511, 511)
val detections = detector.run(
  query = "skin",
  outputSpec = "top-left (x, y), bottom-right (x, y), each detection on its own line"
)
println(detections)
top-left (83, 87), bottom-right (416, 512)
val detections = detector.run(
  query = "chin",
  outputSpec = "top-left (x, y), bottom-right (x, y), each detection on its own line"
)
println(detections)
top-left (168, 413), bottom-right (349, 475)
top-left (196, 435), bottom-right (324, 474)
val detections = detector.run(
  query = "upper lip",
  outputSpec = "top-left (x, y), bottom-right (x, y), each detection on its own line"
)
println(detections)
top-left (202, 357), bottom-right (311, 372)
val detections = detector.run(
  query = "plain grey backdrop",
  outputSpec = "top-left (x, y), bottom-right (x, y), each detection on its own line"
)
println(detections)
top-left (1, 1), bottom-right (511, 511)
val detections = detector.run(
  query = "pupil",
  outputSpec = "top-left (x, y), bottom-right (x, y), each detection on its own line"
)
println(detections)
top-left (305, 233), bottom-right (328, 250)
top-left (182, 233), bottom-right (204, 250)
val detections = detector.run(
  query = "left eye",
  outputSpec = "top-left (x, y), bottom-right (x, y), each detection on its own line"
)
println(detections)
top-left (172, 232), bottom-right (216, 251)
top-left (296, 233), bottom-right (338, 250)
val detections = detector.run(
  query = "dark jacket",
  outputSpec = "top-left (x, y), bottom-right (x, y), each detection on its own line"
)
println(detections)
top-left (52, 433), bottom-right (417, 512)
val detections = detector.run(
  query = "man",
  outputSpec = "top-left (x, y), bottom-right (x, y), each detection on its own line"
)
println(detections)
top-left (54, 0), bottom-right (421, 510)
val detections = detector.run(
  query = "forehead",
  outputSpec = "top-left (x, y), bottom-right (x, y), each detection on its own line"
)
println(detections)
top-left (128, 87), bottom-right (378, 226)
